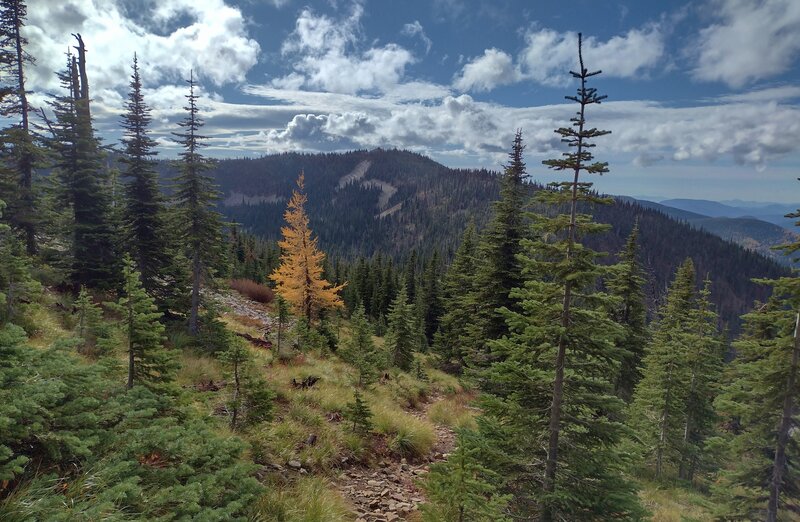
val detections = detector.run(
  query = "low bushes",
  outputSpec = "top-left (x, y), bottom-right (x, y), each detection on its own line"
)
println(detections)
top-left (230, 278), bottom-right (275, 304)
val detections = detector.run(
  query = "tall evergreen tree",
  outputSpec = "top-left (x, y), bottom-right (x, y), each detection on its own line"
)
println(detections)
top-left (607, 222), bottom-right (648, 402)
top-left (172, 71), bottom-right (224, 334)
top-left (421, 250), bottom-right (443, 346)
top-left (433, 223), bottom-right (480, 371)
top-left (629, 259), bottom-right (696, 479)
top-left (0, 0), bottom-right (37, 254)
top-left (341, 304), bottom-right (380, 386)
top-left (120, 55), bottom-right (169, 301)
top-left (476, 35), bottom-right (643, 520)
top-left (47, 37), bottom-right (118, 290)
top-left (714, 223), bottom-right (800, 520)
top-left (471, 130), bottom-right (526, 350)
top-left (679, 277), bottom-right (723, 481)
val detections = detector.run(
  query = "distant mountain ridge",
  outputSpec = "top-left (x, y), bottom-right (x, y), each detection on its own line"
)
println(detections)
top-left (624, 198), bottom-right (798, 266)
top-left (660, 198), bottom-right (797, 229)
top-left (183, 148), bottom-right (788, 331)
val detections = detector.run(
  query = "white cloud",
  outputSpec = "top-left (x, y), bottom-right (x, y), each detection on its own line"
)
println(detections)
top-left (692, 0), bottom-right (800, 88)
top-left (273, 5), bottom-right (415, 94)
top-left (401, 20), bottom-right (432, 54)
top-left (241, 83), bottom-right (800, 171)
top-left (519, 26), bottom-right (665, 86)
top-left (453, 48), bottom-right (520, 92)
top-left (452, 25), bottom-right (664, 92)
top-left (27, 0), bottom-right (260, 94)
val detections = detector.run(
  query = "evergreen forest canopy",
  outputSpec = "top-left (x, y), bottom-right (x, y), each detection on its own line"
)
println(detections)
top-left (0, 2), bottom-right (798, 520)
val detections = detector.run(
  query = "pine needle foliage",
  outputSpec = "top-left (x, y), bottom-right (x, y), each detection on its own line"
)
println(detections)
top-left (171, 71), bottom-right (225, 335)
top-left (344, 389), bottom-right (373, 436)
top-left (386, 284), bottom-right (417, 371)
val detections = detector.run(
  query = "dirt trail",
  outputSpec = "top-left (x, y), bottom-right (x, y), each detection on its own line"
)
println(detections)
top-left (337, 397), bottom-right (456, 522)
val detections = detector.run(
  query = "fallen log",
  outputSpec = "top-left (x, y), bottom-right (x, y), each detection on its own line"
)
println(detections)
top-left (235, 331), bottom-right (272, 349)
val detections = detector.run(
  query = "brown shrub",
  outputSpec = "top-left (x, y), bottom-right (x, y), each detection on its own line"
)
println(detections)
top-left (230, 278), bottom-right (275, 304)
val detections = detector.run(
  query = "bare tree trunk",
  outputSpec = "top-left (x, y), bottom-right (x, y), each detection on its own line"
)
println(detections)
top-left (189, 249), bottom-right (201, 335)
top-left (126, 296), bottom-right (134, 389)
top-left (12, 0), bottom-right (35, 254)
top-left (231, 357), bottom-right (240, 429)
top-left (767, 312), bottom-right (799, 522)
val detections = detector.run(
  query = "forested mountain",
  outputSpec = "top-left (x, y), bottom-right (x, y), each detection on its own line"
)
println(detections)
top-left (190, 149), bottom-right (786, 330)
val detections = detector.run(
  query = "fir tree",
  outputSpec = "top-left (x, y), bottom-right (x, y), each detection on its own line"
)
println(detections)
top-left (107, 255), bottom-right (175, 390)
top-left (433, 223), bottom-right (480, 372)
top-left (73, 285), bottom-right (111, 354)
top-left (714, 277), bottom-right (799, 519)
top-left (477, 35), bottom-right (644, 520)
top-left (0, 199), bottom-right (39, 325)
top-left (270, 173), bottom-right (344, 322)
top-left (629, 259), bottom-right (696, 479)
top-left (421, 432), bottom-right (511, 522)
top-left (341, 304), bottom-right (380, 386)
top-left (471, 130), bottom-right (526, 353)
top-left (120, 55), bottom-right (169, 302)
top-left (0, 0), bottom-right (37, 254)
top-left (344, 389), bottom-right (373, 436)
top-left (607, 222), bottom-right (648, 402)
top-left (172, 70), bottom-right (225, 335)
top-left (679, 276), bottom-right (723, 481)
top-left (386, 284), bottom-right (416, 371)
top-left (218, 337), bottom-right (273, 429)
top-left (421, 250), bottom-right (443, 347)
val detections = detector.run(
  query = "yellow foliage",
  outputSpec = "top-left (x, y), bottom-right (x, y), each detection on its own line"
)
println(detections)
top-left (270, 173), bottom-right (344, 321)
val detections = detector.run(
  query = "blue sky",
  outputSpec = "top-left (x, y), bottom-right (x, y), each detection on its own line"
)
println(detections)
top-left (27, 0), bottom-right (800, 203)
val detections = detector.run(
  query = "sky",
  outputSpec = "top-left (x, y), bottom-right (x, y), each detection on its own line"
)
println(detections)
top-left (24, 0), bottom-right (800, 203)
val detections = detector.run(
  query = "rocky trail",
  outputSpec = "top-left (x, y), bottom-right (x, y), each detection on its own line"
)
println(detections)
top-left (212, 289), bottom-right (458, 521)
top-left (336, 397), bottom-right (456, 522)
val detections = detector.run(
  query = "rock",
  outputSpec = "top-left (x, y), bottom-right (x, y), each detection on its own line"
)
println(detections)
top-left (367, 479), bottom-right (381, 487)
top-left (387, 513), bottom-right (399, 522)
top-left (412, 468), bottom-right (428, 476)
top-left (380, 488), bottom-right (390, 497)
top-left (287, 460), bottom-right (302, 469)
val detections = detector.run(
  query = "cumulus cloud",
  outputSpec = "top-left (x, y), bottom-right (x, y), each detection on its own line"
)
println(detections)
top-left (452, 24), bottom-right (664, 92)
top-left (453, 48), bottom-right (520, 92)
top-left (243, 83), bottom-right (800, 171)
top-left (273, 5), bottom-right (415, 94)
top-left (519, 26), bottom-right (665, 86)
top-left (27, 0), bottom-right (260, 93)
top-left (401, 21), bottom-right (432, 54)
top-left (692, 0), bottom-right (800, 88)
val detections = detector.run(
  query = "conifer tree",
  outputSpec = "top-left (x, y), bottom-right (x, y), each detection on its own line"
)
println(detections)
top-left (386, 284), bottom-right (416, 371)
top-left (679, 277), bottom-right (723, 481)
top-left (471, 130), bottom-right (526, 350)
top-left (422, 432), bottom-right (511, 522)
top-left (46, 37), bottom-right (118, 290)
top-left (218, 337), bottom-right (273, 429)
top-left (270, 173), bottom-right (344, 322)
top-left (341, 304), bottom-right (380, 386)
top-left (433, 223), bottom-right (480, 371)
top-left (629, 259), bottom-right (696, 479)
top-left (73, 285), bottom-right (110, 354)
top-left (172, 71), bottom-right (224, 335)
top-left (714, 259), bottom-right (799, 519)
top-left (421, 250), bottom-right (443, 346)
top-left (344, 389), bottom-right (373, 436)
top-left (607, 223), bottom-right (648, 402)
top-left (477, 35), bottom-right (644, 520)
top-left (107, 255), bottom-right (175, 390)
top-left (0, 0), bottom-right (37, 254)
top-left (120, 55), bottom-right (169, 301)
top-left (0, 199), bottom-right (39, 325)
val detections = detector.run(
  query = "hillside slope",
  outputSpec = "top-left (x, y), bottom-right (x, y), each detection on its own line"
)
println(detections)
top-left (180, 149), bottom-right (786, 329)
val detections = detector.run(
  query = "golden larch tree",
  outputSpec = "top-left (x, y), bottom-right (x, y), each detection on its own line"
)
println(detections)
top-left (270, 173), bottom-right (344, 322)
